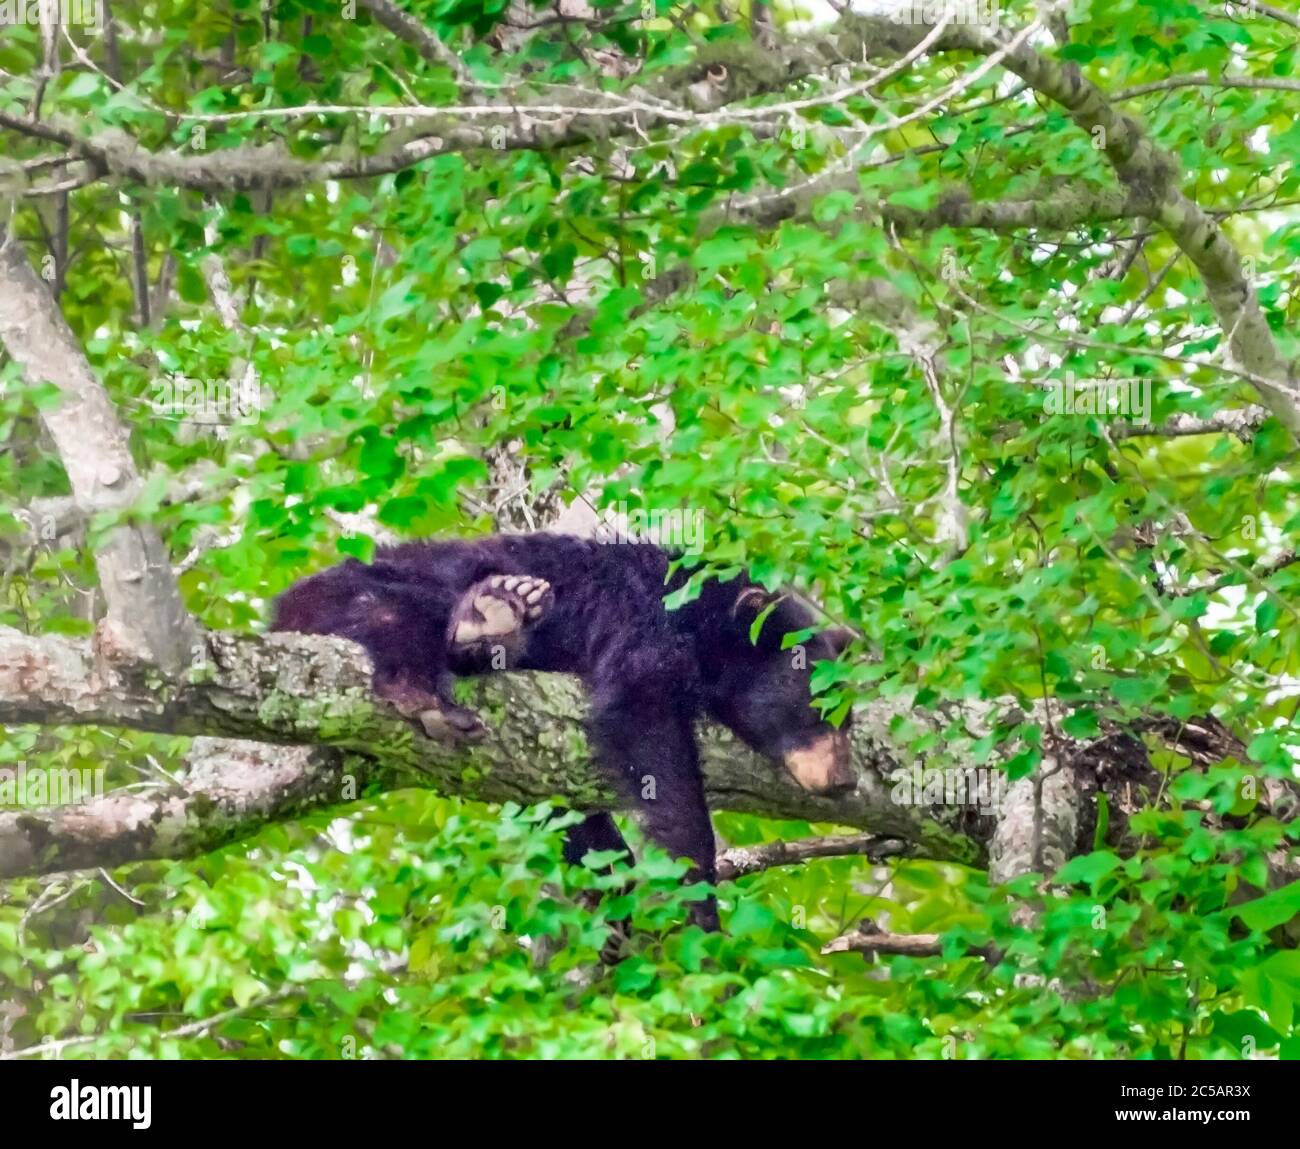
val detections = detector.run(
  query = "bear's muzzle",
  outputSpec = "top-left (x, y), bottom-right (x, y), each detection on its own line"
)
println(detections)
top-left (783, 732), bottom-right (855, 795)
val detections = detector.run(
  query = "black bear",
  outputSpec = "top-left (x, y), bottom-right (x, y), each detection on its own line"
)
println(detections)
top-left (272, 533), bottom-right (855, 930)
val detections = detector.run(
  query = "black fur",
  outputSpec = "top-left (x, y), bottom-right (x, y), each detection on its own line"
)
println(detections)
top-left (272, 533), bottom-right (854, 930)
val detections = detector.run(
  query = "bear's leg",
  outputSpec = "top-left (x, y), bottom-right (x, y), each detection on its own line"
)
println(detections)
top-left (562, 812), bottom-right (634, 963)
top-left (562, 811), bottom-right (630, 866)
top-left (446, 574), bottom-right (553, 673)
top-left (588, 692), bottom-right (720, 932)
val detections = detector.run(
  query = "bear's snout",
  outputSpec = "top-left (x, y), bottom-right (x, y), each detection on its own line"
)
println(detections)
top-left (783, 732), bottom-right (855, 795)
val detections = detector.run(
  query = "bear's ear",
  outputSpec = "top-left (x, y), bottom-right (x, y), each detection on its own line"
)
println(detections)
top-left (824, 626), bottom-right (856, 657)
top-left (730, 584), bottom-right (780, 620)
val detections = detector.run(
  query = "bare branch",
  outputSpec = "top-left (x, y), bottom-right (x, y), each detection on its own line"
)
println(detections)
top-left (822, 920), bottom-right (987, 959)
top-left (1224, 0), bottom-right (1300, 31)
top-left (1113, 405), bottom-right (1270, 441)
top-left (822, 929), bottom-right (941, 958)
top-left (1165, 548), bottom-right (1299, 598)
top-left (716, 833), bottom-right (910, 880)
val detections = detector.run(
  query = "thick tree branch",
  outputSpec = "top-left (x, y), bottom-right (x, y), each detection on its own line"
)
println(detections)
top-left (2, 626), bottom-right (1291, 893)
top-left (884, 186), bottom-right (1147, 234)
top-left (0, 112), bottom-right (478, 192)
top-left (1224, 0), bottom-right (1300, 31)
top-left (987, 757), bottom-right (1083, 887)
top-left (822, 922), bottom-right (944, 958)
top-left (0, 29), bottom-right (840, 193)
top-left (0, 237), bottom-right (198, 673)
top-left (0, 625), bottom-right (986, 878)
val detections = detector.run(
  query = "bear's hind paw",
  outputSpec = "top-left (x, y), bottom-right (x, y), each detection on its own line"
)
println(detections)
top-left (451, 574), bottom-right (552, 647)
top-left (416, 702), bottom-right (487, 742)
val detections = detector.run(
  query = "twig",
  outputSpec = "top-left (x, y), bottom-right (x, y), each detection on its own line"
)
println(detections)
top-left (822, 918), bottom-right (1001, 961)
top-left (717, 834), bottom-right (909, 881)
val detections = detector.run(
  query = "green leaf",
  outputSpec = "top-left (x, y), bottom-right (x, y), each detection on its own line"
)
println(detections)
top-left (1055, 850), bottom-right (1121, 888)
top-left (1234, 881), bottom-right (1300, 933)
top-left (62, 73), bottom-right (100, 100)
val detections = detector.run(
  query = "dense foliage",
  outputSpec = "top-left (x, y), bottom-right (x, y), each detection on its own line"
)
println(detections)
top-left (1, 0), bottom-right (1297, 1058)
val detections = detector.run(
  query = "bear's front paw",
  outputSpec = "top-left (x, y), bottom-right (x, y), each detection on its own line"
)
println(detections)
top-left (450, 574), bottom-right (553, 648)
top-left (375, 675), bottom-right (486, 742)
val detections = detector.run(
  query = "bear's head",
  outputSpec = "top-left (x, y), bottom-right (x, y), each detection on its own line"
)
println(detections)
top-left (272, 559), bottom-right (450, 661)
top-left (703, 584), bottom-right (857, 796)
top-left (270, 560), bottom-right (479, 737)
